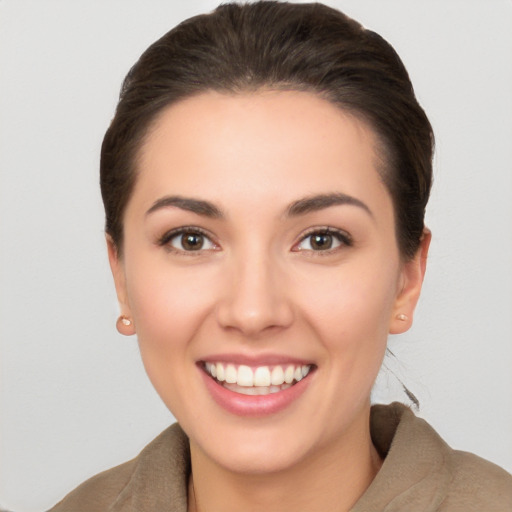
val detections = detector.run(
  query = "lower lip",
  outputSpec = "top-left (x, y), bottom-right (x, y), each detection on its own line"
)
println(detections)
top-left (200, 367), bottom-right (313, 417)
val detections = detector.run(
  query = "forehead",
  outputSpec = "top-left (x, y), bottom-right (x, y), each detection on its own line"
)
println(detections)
top-left (133, 90), bottom-right (392, 218)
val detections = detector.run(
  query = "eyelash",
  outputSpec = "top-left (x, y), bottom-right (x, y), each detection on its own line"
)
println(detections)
top-left (157, 226), bottom-right (353, 255)
top-left (157, 226), bottom-right (218, 254)
top-left (293, 227), bottom-right (353, 254)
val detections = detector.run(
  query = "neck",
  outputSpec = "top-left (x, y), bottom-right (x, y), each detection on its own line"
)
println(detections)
top-left (187, 411), bottom-right (382, 512)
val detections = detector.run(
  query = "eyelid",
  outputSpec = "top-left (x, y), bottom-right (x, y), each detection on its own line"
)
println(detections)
top-left (157, 226), bottom-right (220, 253)
top-left (292, 226), bottom-right (353, 252)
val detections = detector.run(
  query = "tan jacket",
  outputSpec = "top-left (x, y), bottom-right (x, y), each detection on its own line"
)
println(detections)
top-left (49, 403), bottom-right (512, 511)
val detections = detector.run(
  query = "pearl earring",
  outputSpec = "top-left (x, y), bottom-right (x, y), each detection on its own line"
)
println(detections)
top-left (396, 313), bottom-right (408, 321)
top-left (116, 315), bottom-right (134, 334)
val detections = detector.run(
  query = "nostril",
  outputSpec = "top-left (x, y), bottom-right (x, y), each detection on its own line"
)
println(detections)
top-left (214, 259), bottom-right (295, 335)
top-left (215, 289), bottom-right (295, 334)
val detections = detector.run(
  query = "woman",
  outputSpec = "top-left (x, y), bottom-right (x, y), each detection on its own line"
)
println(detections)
top-left (47, 1), bottom-right (511, 511)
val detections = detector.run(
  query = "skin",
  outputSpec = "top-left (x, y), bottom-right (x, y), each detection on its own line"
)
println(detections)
top-left (108, 90), bottom-right (430, 512)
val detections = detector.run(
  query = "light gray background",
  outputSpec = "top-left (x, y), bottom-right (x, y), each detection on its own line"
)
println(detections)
top-left (1, 1), bottom-right (511, 510)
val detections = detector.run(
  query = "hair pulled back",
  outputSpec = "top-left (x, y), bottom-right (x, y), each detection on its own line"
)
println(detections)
top-left (101, 1), bottom-right (433, 259)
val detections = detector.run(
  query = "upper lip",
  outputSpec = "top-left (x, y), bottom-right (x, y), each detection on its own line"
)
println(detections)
top-left (199, 353), bottom-right (314, 366)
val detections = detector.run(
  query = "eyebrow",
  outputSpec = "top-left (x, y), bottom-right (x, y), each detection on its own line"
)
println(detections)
top-left (145, 192), bottom-right (372, 219)
top-left (286, 193), bottom-right (373, 218)
top-left (146, 195), bottom-right (224, 218)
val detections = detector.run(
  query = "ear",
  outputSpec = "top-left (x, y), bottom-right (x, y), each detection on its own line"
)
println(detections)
top-left (389, 228), bottom-right (431, 334)
top-left (106, 235), bottom-right (135, 336)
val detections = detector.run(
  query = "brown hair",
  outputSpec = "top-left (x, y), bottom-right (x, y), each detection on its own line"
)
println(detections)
top-left (100, 1), bottom-right (433, 259)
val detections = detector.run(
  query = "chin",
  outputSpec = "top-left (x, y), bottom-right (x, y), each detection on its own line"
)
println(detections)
top-left (202, 435), bottom-right (313, 475)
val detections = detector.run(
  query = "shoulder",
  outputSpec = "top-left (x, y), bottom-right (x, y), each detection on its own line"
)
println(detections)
top-left (48, 423), bottom-right (190, 512)
top-left (440, 449), bottom-right (512, 511)
top-left (353, 402), bottom-right (512, 512)
top-left (47, 458), bottom-right (137, 512)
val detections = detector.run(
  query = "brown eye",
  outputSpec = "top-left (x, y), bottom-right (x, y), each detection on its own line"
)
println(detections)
top-left (295, 229), bottom-right (352, 252)
top-left (160, 228), bottom-right (216, 252)
top-left (180, 232), bottom-right (205, 251)
top-left (310, 233), bottom-right (333, 250)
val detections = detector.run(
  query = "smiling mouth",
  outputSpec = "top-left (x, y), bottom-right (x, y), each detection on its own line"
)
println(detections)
top-left (202, 362), bottom-right (314, 396)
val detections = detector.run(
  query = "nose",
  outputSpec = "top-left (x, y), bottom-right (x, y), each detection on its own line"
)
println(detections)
top-left (215, 251), bottom-right (294, 337)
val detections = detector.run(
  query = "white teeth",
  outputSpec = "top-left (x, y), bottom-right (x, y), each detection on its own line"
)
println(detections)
top-left (284, 365), bottom-right (295, 384)
top-left (216, 362), bottom-right (225, 382)
top-left (271, 366), bottom-right (285, 385)
top-left (205, 362), bottom-right (312, 391)
top-left (254, 366), bottom-right (271, 387)
top-left (237, 365), bottom-right (253, 387)
top-left (235, 384), bottom-right (259, 395)
top-left (223, 382), bottom-right (293, 395)
top-left (225, 364), bottom-right (237, 384)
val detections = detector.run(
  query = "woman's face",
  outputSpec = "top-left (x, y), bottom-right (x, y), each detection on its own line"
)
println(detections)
top-left (109, 90), bottom-right (427, 474)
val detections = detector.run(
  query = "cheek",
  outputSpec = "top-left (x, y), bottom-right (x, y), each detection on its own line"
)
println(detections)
top-left (300, 258), bottom-right (399, 332)
top-left (122, 259), bottom-right (222, 416)
top-left (296, 256), bottom-right (400, 376)
top-left (124, 259), bottom-right (219, 362)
